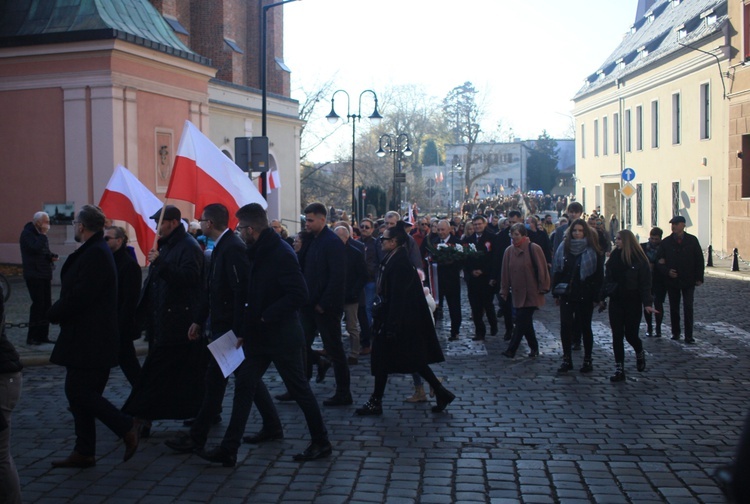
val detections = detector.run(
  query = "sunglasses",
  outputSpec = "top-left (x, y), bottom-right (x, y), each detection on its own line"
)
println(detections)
top-left (379, 236), bottom-right (394, 242)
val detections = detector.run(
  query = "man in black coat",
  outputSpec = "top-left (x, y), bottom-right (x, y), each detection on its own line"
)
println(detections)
top-left (656, 216), bottom-right (704, 343)
top-left (19, 211), bottom-right (57, 344)
top-left (641, 227), bottom-right (667, 337)
top-left (123, 205), bottom-right (206, 421)
top-left (298, 202), bottom-right (351, 406)
top-left (463, 214), bottom-right (500, 341)
top-left (104, 226), bottom-right (142, 386)
top-left (197, 203), bottom-right (331, 465)
top-left (164, 203), bottom-right (264, 461)
top-left (334, 226), bottom-right (367, 365)
top-left (48, 205), bottom-right (141, 468)
top-left (432, 219), bottom-right (463, 340)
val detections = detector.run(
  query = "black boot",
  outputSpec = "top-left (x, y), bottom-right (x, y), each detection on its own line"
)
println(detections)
top-left (355, 395), bottom-right (383, 416)
top-left (557, 356), bottom-right (573, 373)
top-left (636, 351), bottom-right (646, 372)
top-left (610, 362), bottom-right (625, 382)
top-left (432, 385), bottom-right (456, 413)
top-left (579, 358), bottom-right (593, 373)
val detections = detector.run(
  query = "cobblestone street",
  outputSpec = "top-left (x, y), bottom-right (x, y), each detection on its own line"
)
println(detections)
top-left (4, 268), bottom-right (750, 503)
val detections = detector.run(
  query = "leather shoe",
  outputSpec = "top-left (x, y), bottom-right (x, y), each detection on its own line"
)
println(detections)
top-left (671, 335), bottom-right (681, 341)
top-left (165, 433), bottom-right (202, 453)
top-left (322, 394), bottom-right (353, 406)
top-left (275, 391), bottom-right (294, 401)
top-left (316, 357), bottom-right (332, 383)
top-left (122, 418), bottom-right (143, 462)
top-left (195, 446), bottom-right (236, 467)
top-left (51, 451), bottom-right (96, 468)
top-left (685, 337), bottom-right (696, 344)
top-left (243, 428), bottom-right (284, 444)
top-left (293, 440), bottom-right (332, 461)
top-left (501, 350), bottom-right (515, 358)
top-left (448, 334), bottom-right (458, 341)
top-left (503, 331), bottom-right (512, 341)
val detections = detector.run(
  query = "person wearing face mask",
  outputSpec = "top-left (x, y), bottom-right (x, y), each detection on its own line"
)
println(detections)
top-left (641, 227), bottom-right (666, 337)
top-left (551, 218), bottom-right (602, 374)
top-left (19, 211), bottom-right (58, 345)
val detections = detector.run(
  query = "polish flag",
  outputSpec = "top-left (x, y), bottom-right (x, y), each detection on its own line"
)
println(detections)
top-left (98, 165), bottom-right (162, 259)
top-left (268, 170), bottom-right (281, 192)
top-left (166, 120), bottom-right (267, 227)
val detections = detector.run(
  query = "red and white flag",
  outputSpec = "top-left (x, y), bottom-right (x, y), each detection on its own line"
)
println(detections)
top-left (166, 120), bottom-right (267, 227)
top-left (98, 165), bottom-right (162, 259)
top-left (268, 170), bottom-right (281, 192)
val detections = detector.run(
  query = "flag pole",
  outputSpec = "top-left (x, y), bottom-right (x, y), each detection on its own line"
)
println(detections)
top-left (152, 202), bottom-right (168, 251)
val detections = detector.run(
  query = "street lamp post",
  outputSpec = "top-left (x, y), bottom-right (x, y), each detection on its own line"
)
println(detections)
top-left (450, 163), bottom-right (462, 219)
top-left (326, 90), bottom-right (382, 224)
top-left (260, 0), bottom-right (299, 200)
top-left (376, 133), bottom-right (412, 212)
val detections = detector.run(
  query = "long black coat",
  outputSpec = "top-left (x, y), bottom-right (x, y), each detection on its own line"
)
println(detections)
top-left (434, 234), bottom-right (463, 294)
top-left (138, 225), bottom-right (203, 346)
top-left (243, 228), bottom-right (308, 355)
top-left (113, 245), bottom-right (142, 341)
top-left (656, 232), bottom-right (705, 289)
top-left (343, 241), bottom-right (367, 304)
top-left (371, 246), bottom-right (444, 375)
top-left (19, 221), bottom-right (54, 280)
top-left (48, 232), bottom-right (119, 369)
top-left (195, 230), bottom-right (249, 337)
top-left (299, 225), bottom-right (346, 312)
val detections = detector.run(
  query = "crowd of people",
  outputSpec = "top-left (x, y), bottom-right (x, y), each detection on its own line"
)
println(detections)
top-left (0, 194), bottom-right (716, 501)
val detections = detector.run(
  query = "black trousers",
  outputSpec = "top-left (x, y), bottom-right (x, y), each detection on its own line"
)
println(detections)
top-left (643, 283), bottom-right (666, 334)
top-left (301, 307), bottom-right (350, 397)
top-left (438, 278), bottom-right (462, 336)
top-left (466, 277), bottom-right (497, 337)
top-left (667, 285), bottom-right (695, 339)
top-left (118, 334), bottom-right (141, 387)
top-left (505, 307), bottom-right (538, 355)
top-left (25, 277), bottom-right (51, 342)
top-left (560, 298), bottom-right (595, 359)
top-left (64, 367), bottom-right (132, 456)
top-left (609, 293), bottom-right (643, 363)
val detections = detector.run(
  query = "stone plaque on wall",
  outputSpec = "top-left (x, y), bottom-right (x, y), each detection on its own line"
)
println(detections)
top-left (155, 129), bottom-right (173, 193)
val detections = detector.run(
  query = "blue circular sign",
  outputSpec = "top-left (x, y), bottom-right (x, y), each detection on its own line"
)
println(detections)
top-left (622, 168), bottom-right (636, 182)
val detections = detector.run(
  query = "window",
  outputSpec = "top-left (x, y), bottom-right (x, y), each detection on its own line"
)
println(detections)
top-left (582, 187), bottom-right (587, 213)
top-left (581, 124), bottom-right (586, 158)
top-left (636, 183), bottom-right (643, 226)
top-left (594, 119), bottom-right (599, 157)
top-left (700, 83), bottom-right (710, 139)
top-left (625, 109), bottom-right (632, 152)
top-left (651, 183), bottom-right (658, 227)
top-left (626, 198), bottom-right (632, 228)
top-left (613, 113), bottom-right (620, 154)
top-left (651, 101), bottom-right (659, 148)
top-left (744, 3), bottom-right (750, 61)
top-left (672, 93), bottom-right (681, 144)
top-left (672, 181), bottom-right (680, 217)
top-left (636, 105), bottom-right (643, 150)
top-left (603, 116), bottom-right (609, 155)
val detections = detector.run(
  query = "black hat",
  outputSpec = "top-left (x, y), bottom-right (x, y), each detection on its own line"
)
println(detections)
top-left (669, 215), bottom-right (686, 224)
top-left (150, 205), bottom-right (181, 221)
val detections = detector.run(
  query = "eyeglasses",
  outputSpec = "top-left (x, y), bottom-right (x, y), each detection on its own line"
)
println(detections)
top-left (198, 218), bottom-right (211, 223)
top-left (104, 236), bottom-right (119, 241)
top-left (361, 226), bottom-right (371, 230)
top-left (236, 224), bottom-right (251, 231)
top-left (379, 236), bottom-right (394, 242)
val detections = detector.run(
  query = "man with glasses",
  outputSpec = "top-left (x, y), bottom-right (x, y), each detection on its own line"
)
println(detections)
top-left (104, 226), bottom-right (142, 386)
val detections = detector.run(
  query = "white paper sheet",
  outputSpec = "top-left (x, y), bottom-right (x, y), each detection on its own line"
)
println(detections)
top-left (207, 330), bottom-right (245, 378)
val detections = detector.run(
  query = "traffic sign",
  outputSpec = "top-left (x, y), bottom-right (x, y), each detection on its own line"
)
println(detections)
top-left (426, 178), bottom-right (436, 188)
top-left (622, 167), bottom-right (636, 182)
top-left (425, 188), bottom-right (435, 198)
top-left (620, 182), bottom-right (636, 198)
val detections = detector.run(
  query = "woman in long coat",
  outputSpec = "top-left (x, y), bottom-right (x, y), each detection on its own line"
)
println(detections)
top-left (500, 223), bottom-right (550, 358)
top-left (356, 221), bottom-right (455, 415)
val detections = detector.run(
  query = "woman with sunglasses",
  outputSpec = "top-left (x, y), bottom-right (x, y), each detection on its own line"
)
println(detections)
top-left (356, 221), bottom-right (455, 415)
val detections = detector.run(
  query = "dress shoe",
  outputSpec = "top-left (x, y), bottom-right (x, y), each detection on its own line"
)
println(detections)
top-left (195, 446), bottom-right (236, 467)
top-left (360, 346), bottom-right (371, 355)
top-left (503, 331), bottom-right (512, 341)
top-left (323, 393), bottom-right (353, 406)
top-left (316, 357), bottom-right (332, 384)
top-left (685, 337), bottom-right (696, 344)
top-left (655, 329), bottom-right (662, 337)
top-left (527, 350), bottom-right (539, 359)
top-left (347, 356), bottom-right (358, 365)
top-left (501, 350), bottom-right (515, 359)
top-left (165, 433), bottom-right (203, 453)
top-left (275, 391), bottom-right (294, 401)
top-left (183, 414), bottom-right (222, 427)
top-left (51, 451), bottom-right (96, 468)
top-left (243, 428), bottom-right (284, 444)
top-left (293, 440), bottom-right (333, 461)
top-left (671, 335), bottom-right (681, 341)
top-left (448, 334), bottom-right (458, 341)
top-left (122, 418), bottom-right (143, 462)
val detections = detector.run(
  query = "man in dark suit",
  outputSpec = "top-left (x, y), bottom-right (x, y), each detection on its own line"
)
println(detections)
top-left (104, 226), bottom-right (142, 386)
top-left (463, 214), bottom-right (500, 341)
top-left (298, 202), bottom-right (351, 406)
top-left (656, 215), bottom-right (704, 343)
top-left (165, 203), bottom-right (269, 461)
top-left (19, 211), bottom-right (57, 344)
top-left (48, 205), bottom-right (141, 468)
top-left (197, 203), bottom-right (331, 465)
top-left (433, 219), bottom-right (462, 340)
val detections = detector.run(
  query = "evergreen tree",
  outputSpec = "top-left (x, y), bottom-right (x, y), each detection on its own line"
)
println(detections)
top-left (526, 130), bottom-right (560, 194)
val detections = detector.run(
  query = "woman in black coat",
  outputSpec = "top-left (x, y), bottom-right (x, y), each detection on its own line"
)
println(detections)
top-left (355, 221), bottom-right (455, 416)
top-left (601, 229), bottom-right (656, 382)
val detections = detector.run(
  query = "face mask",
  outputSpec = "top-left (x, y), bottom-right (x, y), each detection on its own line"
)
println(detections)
top-left (524, 224), bottom-right (531, 230)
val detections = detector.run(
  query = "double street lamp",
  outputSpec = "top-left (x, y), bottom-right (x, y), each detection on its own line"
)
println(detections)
top-left (450, 163), bottom-right (462, 219)
top-left (376, 133), bottom-right (412, 212)
top-left (326, 89), bottom-right (382, 223)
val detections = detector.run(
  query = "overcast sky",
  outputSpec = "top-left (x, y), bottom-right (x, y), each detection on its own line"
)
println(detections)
top-left (284, 0), bottom-right (638, 162)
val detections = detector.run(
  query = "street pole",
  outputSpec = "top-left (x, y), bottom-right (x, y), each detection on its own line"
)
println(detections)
top-left (377, 133), bottom-right (412, 213)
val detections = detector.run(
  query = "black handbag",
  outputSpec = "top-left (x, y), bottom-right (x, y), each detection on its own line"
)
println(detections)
top-left (552, 282), bottom-right (570, 297)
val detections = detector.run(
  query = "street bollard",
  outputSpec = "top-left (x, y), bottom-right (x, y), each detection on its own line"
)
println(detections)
top-left (732, 248), bottom-right (740, 272)
top-left (707, 245), bottom-right (714, 267)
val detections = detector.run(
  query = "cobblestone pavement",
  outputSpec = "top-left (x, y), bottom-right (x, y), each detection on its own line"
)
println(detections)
top-left (4, 261), bottom-right (750, 503)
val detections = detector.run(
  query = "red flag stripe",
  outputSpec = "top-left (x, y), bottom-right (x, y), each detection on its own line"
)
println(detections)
top-left (99, 189), bottom-right (157, 258)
